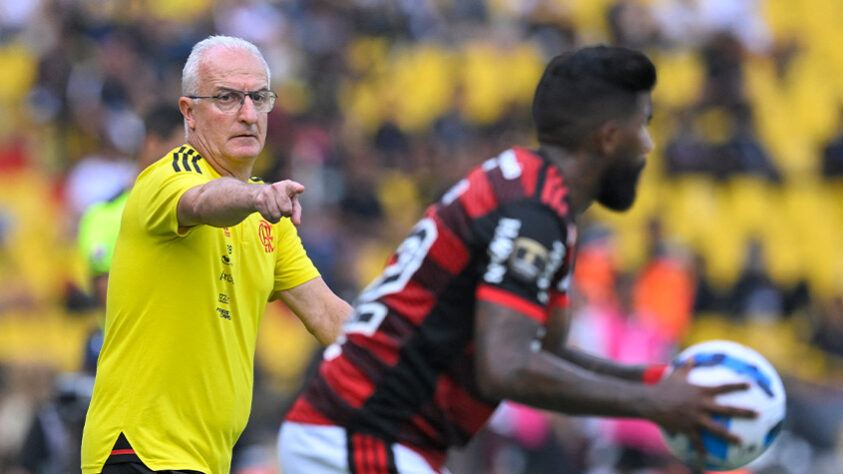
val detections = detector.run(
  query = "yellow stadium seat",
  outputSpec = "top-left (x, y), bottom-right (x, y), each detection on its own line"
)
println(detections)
top-left (780, 181), bottom-right (841, 298)
top-left (570, 0), bottom-right (615, 37)
top-left (684, 315), bottom-right (740, 347)
top-left (720, 176), bottom-right (777, 239)
top-left (0, 168), bottom-right (70, 302)
top-left (761, 202), bottom-right (804, 287)
top-left (661, 176), bottom-right (720, 245)
top-left (393, 45), bottom-right (456, 132)
top-left (146, 0), bottom-right (212, 19)
top-left (0, 308), bottom-right (99, 372)
top-left (650, 50), bottom-right (705, 109)
top-left (0, 43), bottom-right (37, 106)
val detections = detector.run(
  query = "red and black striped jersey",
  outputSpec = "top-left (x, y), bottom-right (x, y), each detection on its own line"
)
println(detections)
top-left (286, 147), bottom-right (578, 467)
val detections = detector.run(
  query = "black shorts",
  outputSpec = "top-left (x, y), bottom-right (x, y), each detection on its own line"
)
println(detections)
top-left (101, 464), bottom-right (203, 474)
top-left (102, 433), bottom-right (203, 474)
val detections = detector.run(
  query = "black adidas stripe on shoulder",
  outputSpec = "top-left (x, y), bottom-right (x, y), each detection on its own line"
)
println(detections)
top-left (171, 146), bottom-right (204, 174)
top-left (249, 176), bottom-right (264, 184)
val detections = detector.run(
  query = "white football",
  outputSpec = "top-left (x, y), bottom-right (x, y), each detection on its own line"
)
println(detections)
top-left (660, 340), bottom-right (786, 471)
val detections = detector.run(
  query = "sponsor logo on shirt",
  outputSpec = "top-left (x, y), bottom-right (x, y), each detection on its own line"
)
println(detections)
top-left (508, 237), bottom-right (548, 283)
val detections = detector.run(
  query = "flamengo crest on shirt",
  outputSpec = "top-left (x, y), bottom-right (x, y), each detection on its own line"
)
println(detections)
top-left (259, 219), bottom-right (274, 253)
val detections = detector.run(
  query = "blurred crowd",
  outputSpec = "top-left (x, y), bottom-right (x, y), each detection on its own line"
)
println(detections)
top-left (0, 0), bottom-right (842, 473)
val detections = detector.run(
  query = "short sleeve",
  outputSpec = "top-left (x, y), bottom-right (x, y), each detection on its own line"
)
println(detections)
top-left (475, 201), bottom-right (570, 324)
top-left (132, 164), bottom-right (208, 237)
top-left (273, 218), bottom-right (321, 292)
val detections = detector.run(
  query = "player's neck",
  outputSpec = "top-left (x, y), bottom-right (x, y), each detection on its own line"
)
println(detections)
top-left (187, 139), bottom-right (254, 181)
top-left (537, 144), bottom-right (602, 215)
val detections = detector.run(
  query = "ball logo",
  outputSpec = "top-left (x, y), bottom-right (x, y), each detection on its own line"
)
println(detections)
top-left (258, 219), bottom-right (274, 253)
top-left (676, 352), bottom-right (774, 397)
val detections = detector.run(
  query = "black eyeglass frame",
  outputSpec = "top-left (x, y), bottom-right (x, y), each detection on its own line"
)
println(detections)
top-left (187, 88), bottom-right (278, 113)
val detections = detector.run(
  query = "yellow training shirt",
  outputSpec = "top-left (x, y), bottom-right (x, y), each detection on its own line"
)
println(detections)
top-left (81, 145), bottom-right (320, 474)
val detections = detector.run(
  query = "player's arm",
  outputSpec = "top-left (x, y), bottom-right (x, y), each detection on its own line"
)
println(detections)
top-left (270, 277), bottom-right (352, 346)
top-left (474, 299), bottom-right (755, 454)
top-left (543, 306), bottom-right (650, 382)
top-left (177, 177), bottom-right (304, 229)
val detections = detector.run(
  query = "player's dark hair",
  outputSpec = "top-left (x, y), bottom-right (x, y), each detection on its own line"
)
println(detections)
top-left (532, 45), bottom-right (656, 149)
top-left (144, 103), bottom-right (184, 140)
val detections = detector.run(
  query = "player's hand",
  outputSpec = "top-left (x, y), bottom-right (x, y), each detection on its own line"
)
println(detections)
top-left (253, 180), bottom-right (305, 225)
top-left (648, 359), bottom-right (758, 457)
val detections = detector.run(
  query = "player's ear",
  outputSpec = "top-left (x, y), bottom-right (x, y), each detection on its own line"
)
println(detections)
top-left (179, 97), bottom-right (196, 130)
top-left (595, 120), bottom-right (622, 157)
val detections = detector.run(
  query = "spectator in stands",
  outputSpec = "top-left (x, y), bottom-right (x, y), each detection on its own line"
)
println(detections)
top-left (713, 103), bottom-right (782, 182)
top-left (607, 0), bottom-right (663, 51)
top-left (632, 218), bottom-right (695, 342)
top-left (373, 113), bottom-right (411, 168)
top-left (432, 85), bottom-right (473, 153)
top-left (727, 238), bottom-right (786, 322)
top-left (15, 366), bottom-right (96, 473)
top-left (63, 118), bottom-right (138, 220)
top-left (663, 107), bottom-right (717, 176)
top-left (821, 106), bottom-right (843, 178)
top-left (811, 291), bottom-right (843, 359)
top-left (665, 103), bottom-right (781, 182)
top-left (699, 32), bottom-right (747, 109)
top-left (690, 253), bottom-right (725, 316)
top-left (653, 0), bottom-right (771, 53)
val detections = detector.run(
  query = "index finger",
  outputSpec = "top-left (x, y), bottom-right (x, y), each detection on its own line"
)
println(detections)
top-left (290, 194), bottom-right (302, 226)
top-left (707, 382), bottom-right (751, 395)
top-left (708, 403), bottom-right (758, 419)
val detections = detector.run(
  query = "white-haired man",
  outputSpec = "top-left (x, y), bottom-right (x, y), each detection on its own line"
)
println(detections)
top-left (81, 35), bottom-right (351, 474)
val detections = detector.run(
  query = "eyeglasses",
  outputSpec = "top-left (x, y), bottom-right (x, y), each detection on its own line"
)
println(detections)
top-left (188, 88), bottom-right (278, 113)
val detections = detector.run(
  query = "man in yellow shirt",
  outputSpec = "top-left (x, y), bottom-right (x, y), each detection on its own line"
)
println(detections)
top-left (81, 35), bottom-right (352, 474)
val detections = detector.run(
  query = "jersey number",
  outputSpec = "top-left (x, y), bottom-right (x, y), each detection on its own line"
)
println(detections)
top-left (346, 218), bottom-right (438, 335)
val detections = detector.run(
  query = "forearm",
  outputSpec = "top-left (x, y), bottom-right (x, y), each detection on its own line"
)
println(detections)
top-left (273, 278), bottom-right (353, 346)
top-left (555, 346), bottom-right (648, 382)
top-left (476, 301), bottom-right (658, 421)
top-left (484, 348), bottom-right (658, 420)
top-left (179, 177), bottom-right (259, 228)
top-left (542, 306), bottom-right (647, 382)
top-left (306, 298), bottom-right (352, 346)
